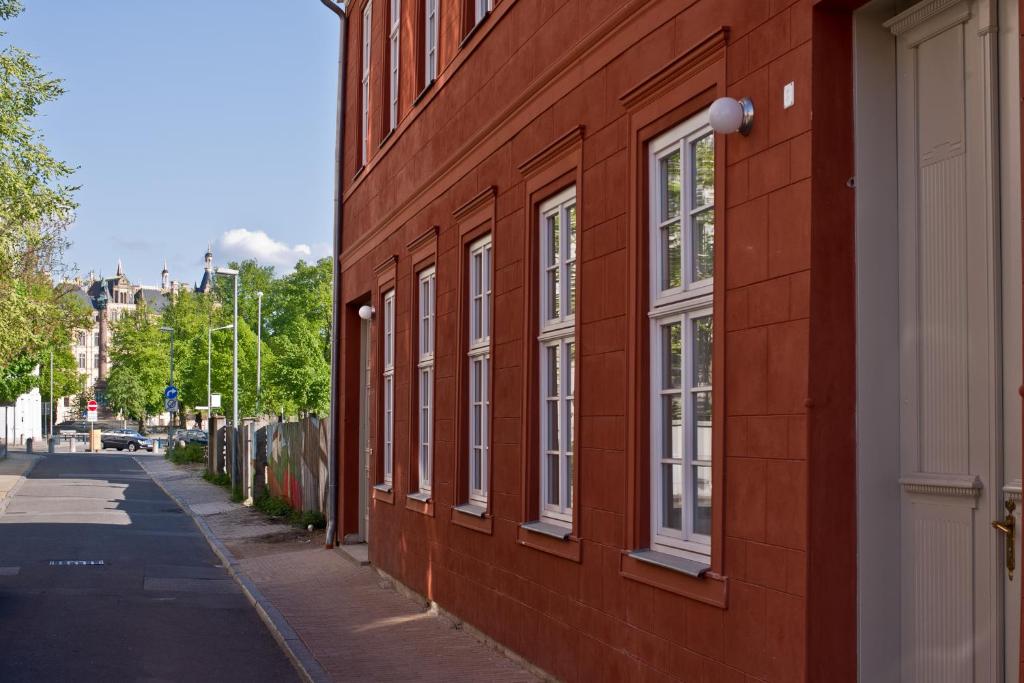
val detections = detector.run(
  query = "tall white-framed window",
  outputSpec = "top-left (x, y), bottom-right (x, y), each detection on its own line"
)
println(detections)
top-left (538, 188), bottom-right (576, 525)
top-left (388, 0), bottom-right (400, 130)
top-left (361, 1), bottom-right (372, 166)
top-left (424, 0), bottom-right (437, 84)
top-left (382, 288), bottom-right (395, 485)
top-left (78, 353), bottom-right (85, 370)
top-left (474, 0), bottom-right (493, 25)
top-left (648, 111), bottom-right (714, 561)
top-left (417, 267), bottom-right (436, 494)
top-left (467, 235), bottom-right (492, 506)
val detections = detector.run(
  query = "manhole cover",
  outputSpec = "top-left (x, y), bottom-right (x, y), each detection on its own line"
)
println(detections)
top-left (49, 560), bottom-right (105, 566)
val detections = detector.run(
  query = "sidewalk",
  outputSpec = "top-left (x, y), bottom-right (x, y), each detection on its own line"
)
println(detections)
top-left (135, 454), bottom-right (541, 683)
top-left (0, 449), bottom-right (40, 512)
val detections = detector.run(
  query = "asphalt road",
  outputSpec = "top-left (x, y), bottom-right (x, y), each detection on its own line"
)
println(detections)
top-left (0, 452), bottom-right (299, 682)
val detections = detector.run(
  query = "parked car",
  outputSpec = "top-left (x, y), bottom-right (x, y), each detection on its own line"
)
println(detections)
top-left (185, 429), bottom-right (208, 445)
top-left (100, 429), bottom-right (154, 452)
top-left (55, 420), bottom-right (91, 434)
top-left (168, 428), bottom-right (188, 445)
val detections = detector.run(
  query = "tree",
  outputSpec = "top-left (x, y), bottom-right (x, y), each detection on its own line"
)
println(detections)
top-left (0, 0), bottom-right (80, 368)
top-left (266, 320), bottom-right (329, 417)
top-left (160, 289), bottom-right (219, 419)
top-left (105, 307), bottom-right (166, 432)
top-left (263, 258), bottom-right (332, 416)
top-left (38, 343), bottom-right (82, 403)
top-left (215, 259), bottom-right (275, 333)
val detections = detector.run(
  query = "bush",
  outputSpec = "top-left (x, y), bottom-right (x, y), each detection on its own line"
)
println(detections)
top-left (202, 471), bottom-right (231, 488)
top-left (230, 487), bottom-right (244, 503)
top-left (166, 443), bottom-right (206, 465)
top-left (252, 494), bottom-right (325, 529)
top-left (254, 494), bottom-right (292, 518)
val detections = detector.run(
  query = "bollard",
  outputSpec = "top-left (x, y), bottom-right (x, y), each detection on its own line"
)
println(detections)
top-left (25, 437), bottom-right (33, 453)
top-left (70, 437), bottom-right (76, 453)
top-left (48, 437), bottom-right (56, 453)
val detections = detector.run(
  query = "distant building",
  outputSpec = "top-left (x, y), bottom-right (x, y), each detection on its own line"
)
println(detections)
top-left (56, 249), bottom-right (214, 423)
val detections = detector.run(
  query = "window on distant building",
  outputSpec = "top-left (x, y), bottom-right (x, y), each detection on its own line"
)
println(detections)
top-left (76, 332), bottom-right (85, 346)
top-left (649, 111), bottom-right (714, 561)
top-left (537, 188), bottom-right (576, 526)
top-left (361, 1), bottom-right (372, 166)
top-left (93, 331), bottom-right (99, 346)
top-left (388, 0), bottom-right (400, 131)
top-left (78, 353), bottom-right (85, 370)
top-left (424, 0), bottom-right (438, 84)
top-left (94, 354), bottom-right (99, 370)
top-left (467, 235), bottom-right (492, 506)
top-left (416, 267), bottom-right (435, 494)
top-left (382, 288), bottom-right (395, 486)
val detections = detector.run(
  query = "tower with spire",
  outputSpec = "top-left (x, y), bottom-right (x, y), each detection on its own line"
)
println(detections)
top-left (195, 243), bottom-right (215, 294)
top-left (161, 260), bottom-right (169, 291)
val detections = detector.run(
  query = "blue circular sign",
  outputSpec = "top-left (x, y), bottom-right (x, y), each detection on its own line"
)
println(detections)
top-left (164, 386), bottom-right (179, 400)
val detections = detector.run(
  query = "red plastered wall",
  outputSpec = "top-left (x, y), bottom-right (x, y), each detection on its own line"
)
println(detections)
top-left (334, 0), bottom-right (847, 680)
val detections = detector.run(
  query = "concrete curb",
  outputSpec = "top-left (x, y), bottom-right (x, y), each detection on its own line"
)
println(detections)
top-left (0, 454), bottom-right (43, 515)
top-left (134, 456), bottom-right (331, 683)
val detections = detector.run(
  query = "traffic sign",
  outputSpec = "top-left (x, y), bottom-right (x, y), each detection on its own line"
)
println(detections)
top-left (165, 398), bottom-right (179, 412)
top-left (87, 400), bottom-right (98, 410)
top-left (210, 393), bottom-right (221, 409)
top-left (164, 386), bottom-right (179, 400)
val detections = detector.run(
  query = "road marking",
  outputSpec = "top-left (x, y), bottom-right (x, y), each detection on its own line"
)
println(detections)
top-left (48, 560), bottom-right (105, 566)
top-left (0, 566), bottom-right (19, 575)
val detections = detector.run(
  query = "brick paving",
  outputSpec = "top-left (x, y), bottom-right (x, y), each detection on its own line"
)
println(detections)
top-left (136, 453), bottom-right (540, 683)
top-left (242, 549), bottom-right (539, 682)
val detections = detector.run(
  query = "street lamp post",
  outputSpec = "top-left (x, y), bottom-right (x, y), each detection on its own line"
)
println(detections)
top-left (208, 324), bottom-right (234, 415)
top-left (216, 267), bottom-right (240, 491)
top-left (256, 291), bottom-right (263, 416)
top-left (49, 349), bottom-right (53, 441)
top-left (160, 326), bottom-right (175, 428)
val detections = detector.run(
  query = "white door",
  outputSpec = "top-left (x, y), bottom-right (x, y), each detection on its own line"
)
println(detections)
top-left (889, 0), bottom-right (1020, 680)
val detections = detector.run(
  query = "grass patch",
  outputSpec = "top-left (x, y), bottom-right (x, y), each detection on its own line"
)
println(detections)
top-left (230, 487), bottom-right (244, 503)
top-left (166, 443), bottom-right (206, 465)
top-left (253, 493), bottom-right (326, 529)
top-left (202, 471), bottom-right (231, 488)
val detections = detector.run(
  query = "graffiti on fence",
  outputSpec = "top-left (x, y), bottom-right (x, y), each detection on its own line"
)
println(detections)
top-left (261, 417), bottom-right (328, 514)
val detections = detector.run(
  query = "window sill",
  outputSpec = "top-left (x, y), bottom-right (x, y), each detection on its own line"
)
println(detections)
top-left (520, 520), bottom-right (570, 540)
top-left (620, 550), bottom-right (726, 607)
top-left (451, 502), bottom-right (492, 534)
top-left (629, 549), bottom-right (708, 578)
top-left (372, 483), bottom-right (394, 505)
top-left (517, 520), bottom-right (581, 562)
top-left (353, 165), bottom-right (365, 182)
top-left (413, 80), bottom-right (434, 106)
top-left (380, 128), bottom-right (395, 147)
top-left (406, 491), bottom-right (433, 516)
top-left (459, 13), bottom-right (488, 49)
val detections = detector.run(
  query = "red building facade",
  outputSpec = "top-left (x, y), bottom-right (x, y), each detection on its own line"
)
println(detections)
top-left (329, 0), bottom-right (1024, 680)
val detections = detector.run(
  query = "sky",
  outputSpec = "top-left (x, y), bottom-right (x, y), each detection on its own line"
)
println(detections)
top-left (6, 0), bottom-right (340, 287)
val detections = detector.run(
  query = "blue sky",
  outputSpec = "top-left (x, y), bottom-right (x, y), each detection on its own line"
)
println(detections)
top-left (6, 0), bottom-right (339, 286)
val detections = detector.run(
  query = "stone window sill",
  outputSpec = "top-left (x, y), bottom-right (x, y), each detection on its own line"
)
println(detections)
top-left (452, 502), bottom-right (492, 534)
top-left (517, 520), bottom-right (581, 562)
top-left (620, 549), bottom-right (726, 607)
top-left (372, 483), bottom-right (394, 505)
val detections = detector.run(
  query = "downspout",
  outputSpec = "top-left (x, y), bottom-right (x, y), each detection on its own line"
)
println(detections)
top-left (320, 0), bottom-right (347, 548)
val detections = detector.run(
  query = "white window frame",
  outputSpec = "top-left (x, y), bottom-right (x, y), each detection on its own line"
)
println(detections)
top-left (424, 0), bottom-right (438, 84)
top-left (389, 0), bottom-right (400, 131)
top-left (382, 288), bottom-right (395, 485)
top-left (474, 0), bottom-right (493, 25)
top-left (467, 235), bottom-right (492, 506)
top-left (538, 187), bottom-right (576, 526)
top-left (361, 1), bottom-right (372, 166)
top-left (417, 267), bottom-right (436, 494)
top-left (648, 112), bottom-right (715, 561)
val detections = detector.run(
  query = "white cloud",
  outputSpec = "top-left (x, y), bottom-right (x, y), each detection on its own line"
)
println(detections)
top-left (218, 229), bottom-right (330, 270)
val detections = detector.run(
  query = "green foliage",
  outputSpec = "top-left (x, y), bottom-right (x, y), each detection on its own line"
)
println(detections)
top-left (71, 386), bottom-right (93, 419)
top-left (252, 493), bottom-right (325, 529)
top-left (166, 443), bottom-right (205, 465)
top-left (202, 471), bottom-right (231, 488)
top-left (38, 342), bottom-right (81, 402)
top-left (0, 1), bottom-right (81, 367)
top-left (0, 354), bottom-right (37, 404)
top-left (230, 487), bottom-right (243, 503)
top-left (105, 307), bottom-right (167, 427)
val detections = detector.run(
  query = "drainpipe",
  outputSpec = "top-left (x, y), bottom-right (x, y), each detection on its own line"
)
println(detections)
top-left (320, 0), bottom-right (347, 548)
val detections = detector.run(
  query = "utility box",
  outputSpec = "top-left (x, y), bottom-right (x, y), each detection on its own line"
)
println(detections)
top-left (88, 428), bottom-right (102, 453)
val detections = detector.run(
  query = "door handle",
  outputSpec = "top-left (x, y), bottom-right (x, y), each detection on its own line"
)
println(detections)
top-left (992, 500), bottom-right (1016, 580)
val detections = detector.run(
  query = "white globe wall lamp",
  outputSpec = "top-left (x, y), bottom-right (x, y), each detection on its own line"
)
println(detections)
top-left (358, 305), bottom-right (375, 320)
top-left (709, 96), bottom-right (755, 136)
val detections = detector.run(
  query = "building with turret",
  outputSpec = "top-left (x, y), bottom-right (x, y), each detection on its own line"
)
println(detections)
top-left (57, 248), bottom-right (216, 424)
